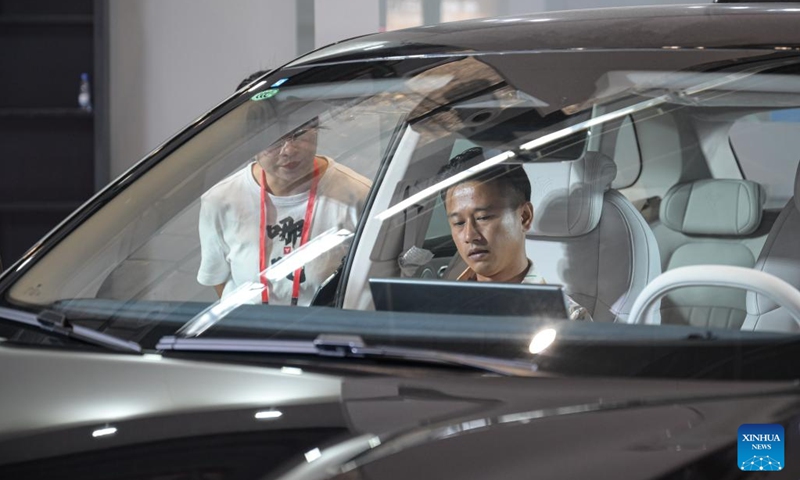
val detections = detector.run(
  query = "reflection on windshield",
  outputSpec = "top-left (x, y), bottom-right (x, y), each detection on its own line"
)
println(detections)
top-left (377, 66), bottom-right (775, 222)
top-left (181, 228), bottom-right (354, 337)
top-left (7, 48), bottom-right (800, 368)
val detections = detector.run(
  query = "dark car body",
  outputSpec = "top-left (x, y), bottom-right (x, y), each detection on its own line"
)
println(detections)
top-left (3, 3), bottom-right (800, 480)
top-left (2, 346), bottom-right (799, 479)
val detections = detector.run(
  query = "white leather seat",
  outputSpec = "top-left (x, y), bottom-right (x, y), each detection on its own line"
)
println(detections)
top-left (742, 162), bottom-right (800, 332)
top-left (524, 152), bottom-right (662, 322)
top-left (651, 179), bottom-right (767, 329)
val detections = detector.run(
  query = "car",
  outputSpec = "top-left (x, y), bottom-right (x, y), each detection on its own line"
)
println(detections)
top-left (2, 2), bottom-right (800, 478)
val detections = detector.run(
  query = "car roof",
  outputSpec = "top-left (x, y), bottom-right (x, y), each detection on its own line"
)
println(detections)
top-left (291, 4), bottom-right (800, 67)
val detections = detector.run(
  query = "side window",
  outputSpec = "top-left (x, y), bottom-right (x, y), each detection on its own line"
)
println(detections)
top-left (422, 138), bottom-right (481, 242)
top-left (730, 109), bottom-right (800, 209)
top-left (611, 115), bottom-right (642, 189)
top-left (416, 140), bottom-right (476, 278)
top-left (422, 138), bottom-right (481, 248)
top-left (93, 106), bottom-right (385, 306)
top-left (316, 108), bottom-right (397, 182)
top-left (13, 89), bottom-right (407, 312)
top-left (415, 197), bottom-right (456, 279)
top-left (424, 198), bottom-right (451, 243)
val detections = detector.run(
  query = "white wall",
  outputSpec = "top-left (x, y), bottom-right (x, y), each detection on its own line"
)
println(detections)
top-left (108, 0), bottom-right (297, 177)
top-left (107, 0), bottom-right (696, 180)
top-left (506, 0), bottom-right (547, 15)
top-left (315, 0), bottom-right (380, 48)
top-left (543, 0), bottom-right (688, 10)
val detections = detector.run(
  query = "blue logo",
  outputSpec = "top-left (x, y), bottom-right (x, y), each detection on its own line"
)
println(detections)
top-left (738, 424), bottom-right (784, 471)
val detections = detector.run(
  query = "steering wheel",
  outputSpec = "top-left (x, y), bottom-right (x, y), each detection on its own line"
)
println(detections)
top-left (626, 265), bottom-right (800, 327)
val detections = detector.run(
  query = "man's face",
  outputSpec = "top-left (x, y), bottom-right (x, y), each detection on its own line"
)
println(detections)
top-left (444, 180), bottom-right (533, 281)
top-left (257, 122), bottom-right (319, 186)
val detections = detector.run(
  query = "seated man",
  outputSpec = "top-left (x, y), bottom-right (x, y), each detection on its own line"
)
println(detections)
top-left (197, 116), bottom-right (371, 305)
top-left (439, 147), bottom-right (590, 320)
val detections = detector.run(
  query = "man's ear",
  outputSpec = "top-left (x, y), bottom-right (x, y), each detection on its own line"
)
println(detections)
top-left (520, 201), bottom-right (534, 231)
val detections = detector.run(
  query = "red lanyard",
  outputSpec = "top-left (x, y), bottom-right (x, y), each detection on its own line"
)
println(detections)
top-left (259, 158), bottom-right (319, 305)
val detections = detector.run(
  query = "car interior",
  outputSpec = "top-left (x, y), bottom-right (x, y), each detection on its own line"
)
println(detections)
top-left (624, 107), bottom-right (797, 331)
top-left (626, 106), bottom-right (800, 332)
top-left (346, 95), bottom-right (800, 333)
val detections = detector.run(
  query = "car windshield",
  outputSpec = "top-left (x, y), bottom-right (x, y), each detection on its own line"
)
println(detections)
top-left (4, 46), bottom-right (800, 378)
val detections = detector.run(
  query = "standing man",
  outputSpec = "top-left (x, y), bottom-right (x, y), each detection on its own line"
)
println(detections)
top-left (439, 147), bottom-right (590, 320)
top-left (197, 116), bottom-right (371, 305)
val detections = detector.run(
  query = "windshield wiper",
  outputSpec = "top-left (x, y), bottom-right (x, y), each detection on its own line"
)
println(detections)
top-left (156, 333), bottom-right (539, 377)
top-left (0, 306), bottom-right (142, 353)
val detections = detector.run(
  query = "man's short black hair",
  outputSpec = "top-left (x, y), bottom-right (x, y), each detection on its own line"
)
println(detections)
top-left (438, 147), bottom-right (531, 208)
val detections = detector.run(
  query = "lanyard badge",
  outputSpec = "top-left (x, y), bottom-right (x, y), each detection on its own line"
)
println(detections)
top-left (259, 158), bottom-right (319, 305)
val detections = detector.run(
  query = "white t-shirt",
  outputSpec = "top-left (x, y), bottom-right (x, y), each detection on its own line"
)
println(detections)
top-left (197, 156), bottom-right (370, 305)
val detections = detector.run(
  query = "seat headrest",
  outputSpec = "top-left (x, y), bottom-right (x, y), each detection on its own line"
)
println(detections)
top-left (660, 179), bottom-right (765, 236)
top-left (525, 152), bottom-right (617, 237)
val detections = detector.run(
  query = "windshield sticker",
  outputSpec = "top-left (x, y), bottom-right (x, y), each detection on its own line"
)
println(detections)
top-left (252, 89), bottom-right (279, 101)
top-left (738, 424), bottom-right (784, 471)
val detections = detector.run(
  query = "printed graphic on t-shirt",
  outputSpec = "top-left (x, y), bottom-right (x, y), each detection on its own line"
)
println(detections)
top-left (267, 216), bottom-right (304, 245)
top-left (267, 215), bottom-right (306, 284)
top-left (270, 255), bottom-right (306, 282)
